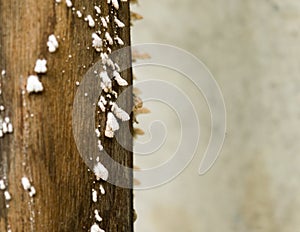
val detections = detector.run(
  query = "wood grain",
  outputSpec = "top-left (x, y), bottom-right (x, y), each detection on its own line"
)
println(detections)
top-left (0, 0), bottom-right (133, 231)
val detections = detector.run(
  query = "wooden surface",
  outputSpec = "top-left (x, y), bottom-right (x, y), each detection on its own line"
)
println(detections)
top-left (0, 0), bottom-right (133, 231)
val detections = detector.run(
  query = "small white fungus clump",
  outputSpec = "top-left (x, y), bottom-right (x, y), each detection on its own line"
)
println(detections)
top-left (47, 34), bottom-right (59, 53)
top-left (94, 6), bottom-right (101, 14)
top-left (65, 0), bottom-right (72, 7)
top-left (85, 15), bottom-right (95, 28)
top-left (111, 103), bottom-right (130, 121)
top-left (94, 209), bottom-right (103, 222)
top-left (105, 32), bottom-right (113, 45)
top-left (114, 17), bottom-right (125, 28)
top-left (93, 162), bottom-right (108, 181)
top-left (90, 223), bottom-right (105, 232)
top-left (34, 59), bottom-right (47, 74)
top-left (92, 189), bottom-right (98, 202)
top-left (0, 179), bottom-right (5, 190)
top-left (112, 0), bottom-right (119, 10)
top-left (92, 33), bottom-right (102, 52)
top-left (21, 177), bottom-right (31, 190)
top-left (113, 70), bottom-right (128, 86)
top-left (4, 191), bottom-right (11, 201)
top-left (105, 112), bottom-right (119, 138)
top-left (29, 186), bottom-right (36, 197)
top-left (26, 75), bottom-right (44, 93)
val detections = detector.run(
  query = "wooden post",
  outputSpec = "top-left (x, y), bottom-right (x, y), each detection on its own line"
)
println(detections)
top-left (0, 0), bottom-right (133, 231)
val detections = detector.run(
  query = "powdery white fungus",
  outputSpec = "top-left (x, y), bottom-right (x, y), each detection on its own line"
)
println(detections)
top-left (115, 36), bottom-right (124, 46)
top-left (29, 186), bottom-right (36, 197)
top-left (100, 71), bottom-right (112, 91)
top-left (92, 33), bottom-right (102, 52)
top-left (21, 177), bottom-right (31, 190)
top-left (0, 105), bottom-right (4, 111)
top-left (4, 191), bottom-right (11, 201)
top-left (34, 59), bottom-right (47, 74)
top-left (111, 103), bottom-right (130, 121)
top-left (113, 70), bottom-right (128, 86)
top-left (26, 75), bottom-right (44, 93)
top-left (100, 17), bottom-right (108, 28)
top-left (97, 140), bottom-right (103, 151)
top-left (112, 0), bottom-right (119, 10)
top-left (95, 128), bottom-right (101, 138)
top-left (1, 70), bottom-right (5, 76)
top-left (94, 6), bottom-right (101, 14)
top-left (47, 34), bottom-right (59, 53)
top-left (7, 123), bottom-right (13, 133)
top-left (114, 17), bottom-right (125, 27)
top-left (0, 180), bottom-right (5, 190)
top-left (93, 162), bottom-right (109, 181)
top-left (92, 189), bottom-right (98, 202)
top-left (85, 15), bottom-right (95, 28)
top-left (105, 32), bottom-right (114, 45)
top-left (76, 10), bottom-right (82, 18)
top-left (94, 209), bottom-right (103, 222)
top-left (90, 223), bottom-right (105, 232)
top-left (99, 185), bottom-right (105, 195)
top-left (105, 112), bottom-right (119, 138)
top-left (65, 0), bottom-right (72, 7)
top-left (75, 81), bottom-right (80, 86)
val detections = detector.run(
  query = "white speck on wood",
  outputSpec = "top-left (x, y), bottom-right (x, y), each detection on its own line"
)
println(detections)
top-left (112, 0), bottom-right (119, 10)
top-left (111, 102), bottom-right (130, 121)
top-left (99, 184), bottom-right (105, 195)
top-left (105, 112), bottom-right (119, 138)
top-left (105, 32), bottom-right (114, 45)
top-left (92, 189), bottom-right (98, 202)
top-left (94, 6), bottom-right (101, 14)
top-left (113, 70), bottom-right (128, 86)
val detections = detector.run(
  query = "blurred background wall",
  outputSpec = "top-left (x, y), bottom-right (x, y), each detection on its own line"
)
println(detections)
top-left (131, 0), bottom-right (300, 231)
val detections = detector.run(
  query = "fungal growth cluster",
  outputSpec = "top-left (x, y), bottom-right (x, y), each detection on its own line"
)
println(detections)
top-left (0, 70), bottom-right (14, 138)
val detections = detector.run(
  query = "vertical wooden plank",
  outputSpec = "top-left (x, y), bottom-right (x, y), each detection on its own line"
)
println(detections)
top-left (0, 0), bottom-right (133, 231)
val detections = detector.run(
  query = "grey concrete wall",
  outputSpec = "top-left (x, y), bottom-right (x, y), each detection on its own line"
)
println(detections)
top-left (132, 1), bottom-right (300, 231)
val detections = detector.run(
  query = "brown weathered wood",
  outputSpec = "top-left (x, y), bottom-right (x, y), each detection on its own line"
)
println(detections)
top-left (0, 0), bottom-right (133, 231)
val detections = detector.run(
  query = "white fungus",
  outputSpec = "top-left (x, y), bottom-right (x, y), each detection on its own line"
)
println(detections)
top-left (0, 180), bottom-right (5, 190)
top-left (85, 15), bottom-right (95, 28)
top-left (100, 17), bottom-right (108, 28)
top-left (94, 209), bottom-right (103, 222)
top-left (29, 186), bottom-right (36, 197)
top-left (90, 223), bottom-right (105, 232)
top-left (34, 59), bottom-right (47, 74)
top-left (26, 75), bottom-right (44, 93)
top-left (92, 189), bottom-right (98, 202)
top-left (94, 6), bottom-right (101, 14)
top-left (4, 191), bottom-right (11, 201)
top-left (112, 0), bottom-right (119, 10)
top-left (21, 177), bottom-right (31, 190)
top-left (65, 0), bottom-right (72, 7)
top-left (115, 36), bottom-right (124, 46)
top-left (47, 34), bottom-right (59, 53)
top-left (95, 128), bottom-right (101, 138)
top-left (92, 33), bottom-right (102, 52)
top-left (97, 140), bottom-right (103, 151)
top-left (114, 17), bottom-right (125, 28)
top-left (105, 112), bottom-right (119, 138)
top-left (105, 32), bottom-right (114, 45)
top-left (93, 162), bottom-right (109, 181)
top-left (76, 10), bottom-right (82, 18)
top-left (99, 184), bottom-right (105, 195)
top-left (1, 70), bottom-right (5, 76)
top-left (100, 71), bottom-right (112, 90)
top-left (111, 103), bottom-right (130, 121)
top-left (113, 70), bottom-right (128, 86)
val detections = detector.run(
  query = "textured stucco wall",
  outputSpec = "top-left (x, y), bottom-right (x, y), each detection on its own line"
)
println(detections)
top-left (132, 1), bottom-right (300, 231)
